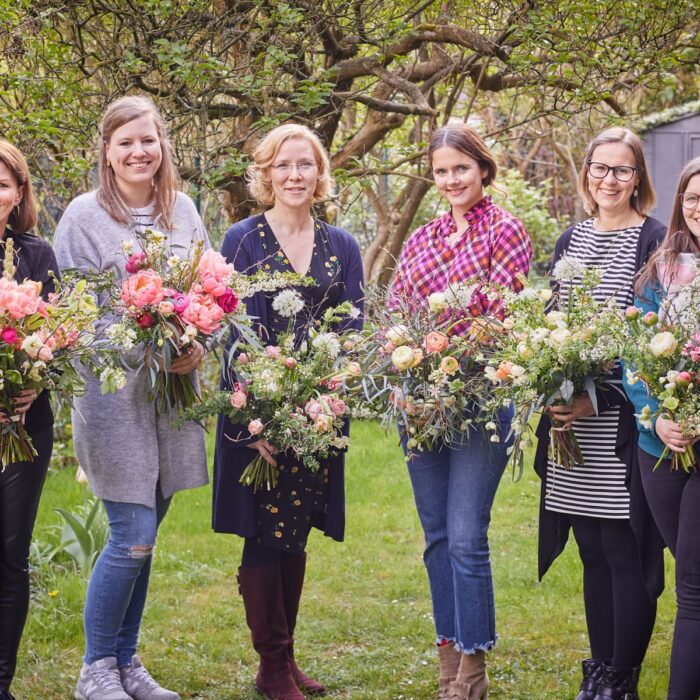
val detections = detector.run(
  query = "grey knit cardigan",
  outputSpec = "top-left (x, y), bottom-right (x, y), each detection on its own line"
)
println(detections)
top-left (53, 191), bottom-right (208, 507)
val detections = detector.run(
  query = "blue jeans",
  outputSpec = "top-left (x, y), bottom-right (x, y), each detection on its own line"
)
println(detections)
top-left (84, 489), bottom-right (170, 666)
top-left (405, 421), bottom-right (510, 653)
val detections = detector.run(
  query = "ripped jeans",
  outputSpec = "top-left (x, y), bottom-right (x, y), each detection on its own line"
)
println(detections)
top-left (405, 416), bottom-right (510, 654)
top-left (84, 490), bottom-right (170, 666)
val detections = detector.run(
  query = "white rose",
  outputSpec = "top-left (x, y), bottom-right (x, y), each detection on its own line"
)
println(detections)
top-left (391, 345), bottom-right (416, 371)
top-left (546, 310), bottom-right (566, 325)
top-left (649, 331), bottom-right (677, 358)
top-left (530, 328), bottom-right (550, 345)
top-left (428, 292), bottom-right (448, 314)
top-left (501, 317), bottom-right (515, 330)
top-left (549, 327), bottom-right (571, 348)
top-left (539, 288), bottom-right (553, 302)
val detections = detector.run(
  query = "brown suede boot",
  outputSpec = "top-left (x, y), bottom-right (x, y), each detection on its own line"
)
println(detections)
top-left (446, 651), bottom-right (489, 700)
top-left (281, 554), bottom-right (326, 695)
top-left (438, 643), bottom-right (462, 699)
top-left (237, 565), bottom-right (305, 700)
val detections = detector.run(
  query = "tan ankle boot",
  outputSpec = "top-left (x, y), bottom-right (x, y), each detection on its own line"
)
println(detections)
top-left (437, 644), bottom-right (462, 699)
top-left (446, 651), bottom-right (489, 700)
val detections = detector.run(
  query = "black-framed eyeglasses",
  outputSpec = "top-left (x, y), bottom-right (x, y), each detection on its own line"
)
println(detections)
top-left (586, 161), bottom-right (637, 182)
top-left (680, 192), bottom-right (700, 210)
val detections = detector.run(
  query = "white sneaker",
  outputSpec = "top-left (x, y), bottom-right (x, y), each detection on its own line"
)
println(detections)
top-left (75, 657), bottom-right (132, 700)
top-left (119, 656), bottom-right (180, 700)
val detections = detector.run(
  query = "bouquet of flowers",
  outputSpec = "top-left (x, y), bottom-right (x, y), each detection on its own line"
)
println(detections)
top-left (0, 239), bottom-right (123, 467)
top-left (623, 271), bottom-right (700, 471)
top-left (360, 283), bottom-right (498, 459)
top-left (484, 256), bottom-right (625, 471)
top-left (94, 228), bottom-right (305, 411)
top-left (182, 293), bottom-right (363, 490)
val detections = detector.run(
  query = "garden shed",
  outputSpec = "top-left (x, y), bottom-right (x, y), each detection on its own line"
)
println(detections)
top-left (641, 100), bottom-right (700, 227)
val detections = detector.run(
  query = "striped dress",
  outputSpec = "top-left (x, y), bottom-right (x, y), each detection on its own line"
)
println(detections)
top-left (544, 218), bottom-right (643, 519)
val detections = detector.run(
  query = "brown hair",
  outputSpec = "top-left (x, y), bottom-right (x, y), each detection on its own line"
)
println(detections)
top-left (97, 95), bottom-right (179, 230)
top-left (247, 124), bottom-right (334, 206)
top-left (428, 125), bottom-right (497, 187)
top-left (0, 139), bottom-right (37, 234)
top-left (635, 156), bottom-right (700, 295)
top-left (579, 127), bottom-right (655, 217)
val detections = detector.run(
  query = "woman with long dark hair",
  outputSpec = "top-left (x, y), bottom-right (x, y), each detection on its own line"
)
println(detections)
top-left (0, 139), bottom-right (58, 700)
top-left (624, 156), bottom-right (700, 700)
top-left (212, 123), bottom-right (364, 700)
top-left (54, 95), bottom-right (208, 700)
top-left (390, 124), bottom-right (531, 700)
top-left (535, 127), bottom-right (665, 700)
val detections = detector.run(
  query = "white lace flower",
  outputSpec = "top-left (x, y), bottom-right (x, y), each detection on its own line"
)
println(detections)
top-left (443, 283), bottom-right (478, 310)
top-left (106, 323), bottom-right (138, 351)
top-left (272, 290), bottom-right (305, 318)
top-left (552, 255), bottom-right (587, 282)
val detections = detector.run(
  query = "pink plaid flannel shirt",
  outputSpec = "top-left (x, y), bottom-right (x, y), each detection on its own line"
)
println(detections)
top-left (389, 196), bottom-right (532, 333)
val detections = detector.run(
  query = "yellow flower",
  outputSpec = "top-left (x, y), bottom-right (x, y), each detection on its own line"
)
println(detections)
top-left (48, 590), bottom-right (59, 598)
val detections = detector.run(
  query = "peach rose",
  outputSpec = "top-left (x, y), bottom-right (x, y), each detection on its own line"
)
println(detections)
top-left (424, 331), bottom-right (449, 354)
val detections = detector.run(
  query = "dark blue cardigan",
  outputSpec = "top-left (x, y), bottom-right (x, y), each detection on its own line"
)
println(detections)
top-left (211, 214), bottom-right (364, 541)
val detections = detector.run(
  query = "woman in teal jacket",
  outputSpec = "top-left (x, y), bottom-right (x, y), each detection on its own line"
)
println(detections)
top-left (624, 156), bottom-right (700, 700)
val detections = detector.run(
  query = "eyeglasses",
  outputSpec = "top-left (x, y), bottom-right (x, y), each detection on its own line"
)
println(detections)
top-left (680, 192), bottom-right (700, 210)
top-left (586, 161), bottom-right (637, 182)
top-left (271, 161), bottom-right (317, 174)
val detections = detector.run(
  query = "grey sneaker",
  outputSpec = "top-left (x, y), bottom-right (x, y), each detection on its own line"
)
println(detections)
top-left (75, 657), bottom-right (132, 700)
top-left (119, 656), bottom-right (180, 700)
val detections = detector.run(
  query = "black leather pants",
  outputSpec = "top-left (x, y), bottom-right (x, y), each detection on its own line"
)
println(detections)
top-left (0, 427), bottom-right (52, 693)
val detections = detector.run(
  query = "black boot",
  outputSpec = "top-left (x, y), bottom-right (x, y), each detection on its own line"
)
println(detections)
top-left (575, 658), bottom-right (605, 700)
top-left (593, 664), bottom-right (641, 700)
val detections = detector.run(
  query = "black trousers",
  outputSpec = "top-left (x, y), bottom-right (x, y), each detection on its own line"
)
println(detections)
top-left (0, 427), bottom-right (52, 693)
top-left (569, 513), bottom-right (657, 668)
top-left (639, 448), bottom-right (700, 700)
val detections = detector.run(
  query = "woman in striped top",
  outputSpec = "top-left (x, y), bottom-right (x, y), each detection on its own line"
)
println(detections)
top-left (534, 128), bottom-right (665, 700)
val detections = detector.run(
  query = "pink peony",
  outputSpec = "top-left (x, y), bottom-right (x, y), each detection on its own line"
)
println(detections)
top-left (120, 269), bottom-right (165, 308)
top-left (248, 418), bottom-right (264, 436)
top-left (230, 390), bottom-right (247, 409)
top-left (1, 327), bottom-right (17, 345)
top-left (266, 346), bottom-right (282, 359)
top-left (0, 278), bottom-right (43, 319)
top-left (330, 398), bottom-right (346, 417)
top-left (180, 291), bottom-right (225, 335)
top-left (284, 357), bottom-right (297, 369)
top-left (216, 288), bottom-right (239, 313)
top-left (238, 352), bottom-right (249, 365)
top-left (125, 251), bottom-right (148, 274)
top-left (305, 399), bottom-right (322, 420)
top-left (198, 250), bottom-right (235, 298)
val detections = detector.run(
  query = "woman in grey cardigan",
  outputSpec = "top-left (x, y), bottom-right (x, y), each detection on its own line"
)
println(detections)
top-left (54, 96), bottom-right (208, 700)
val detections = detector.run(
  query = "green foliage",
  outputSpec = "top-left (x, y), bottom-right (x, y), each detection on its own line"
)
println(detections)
top-left (53, 497), bottom-right (109, 577)
top-left (498, 170), bottom-right (564, 276)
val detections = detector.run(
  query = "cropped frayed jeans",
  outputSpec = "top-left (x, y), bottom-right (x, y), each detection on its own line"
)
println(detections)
top-left (84, 489), bottom-right (170, 666)
top-left (405, 416), bottom-right (510, 654)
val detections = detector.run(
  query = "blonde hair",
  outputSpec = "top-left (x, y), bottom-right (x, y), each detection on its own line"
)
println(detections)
top-left (97, 95), bottom-right (179, 230)
top-left (579, 127), bottom-right (655, 217)
top-left (247, 124), bottom-right (334, 206)
top-left (0, 139), bottom-right (37, 234)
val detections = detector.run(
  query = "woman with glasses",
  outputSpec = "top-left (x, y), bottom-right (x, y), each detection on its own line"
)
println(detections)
top-left (212, 124), bottom-right (363, 700)
top-left (624, 157), bottom-right (700, 700)
top-left (534, 127), bottom-right (666, 700)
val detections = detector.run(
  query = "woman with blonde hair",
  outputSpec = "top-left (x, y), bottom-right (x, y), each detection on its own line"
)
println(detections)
top-left (0, 140), bottom-right (59, 700)
top-left (535, 127), bottom-right (665, 700)
top-left (54, 95), bottom-right (208, 700)
top-left (212, 123), bottom-right (364, 700)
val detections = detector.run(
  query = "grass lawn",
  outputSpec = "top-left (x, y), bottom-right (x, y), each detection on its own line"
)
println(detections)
top-left (14, 421), bottom-right (675, 699)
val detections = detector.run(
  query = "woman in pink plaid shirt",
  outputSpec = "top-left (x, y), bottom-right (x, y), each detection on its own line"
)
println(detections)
top-left (390, 124), bottom-right (531, 700)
